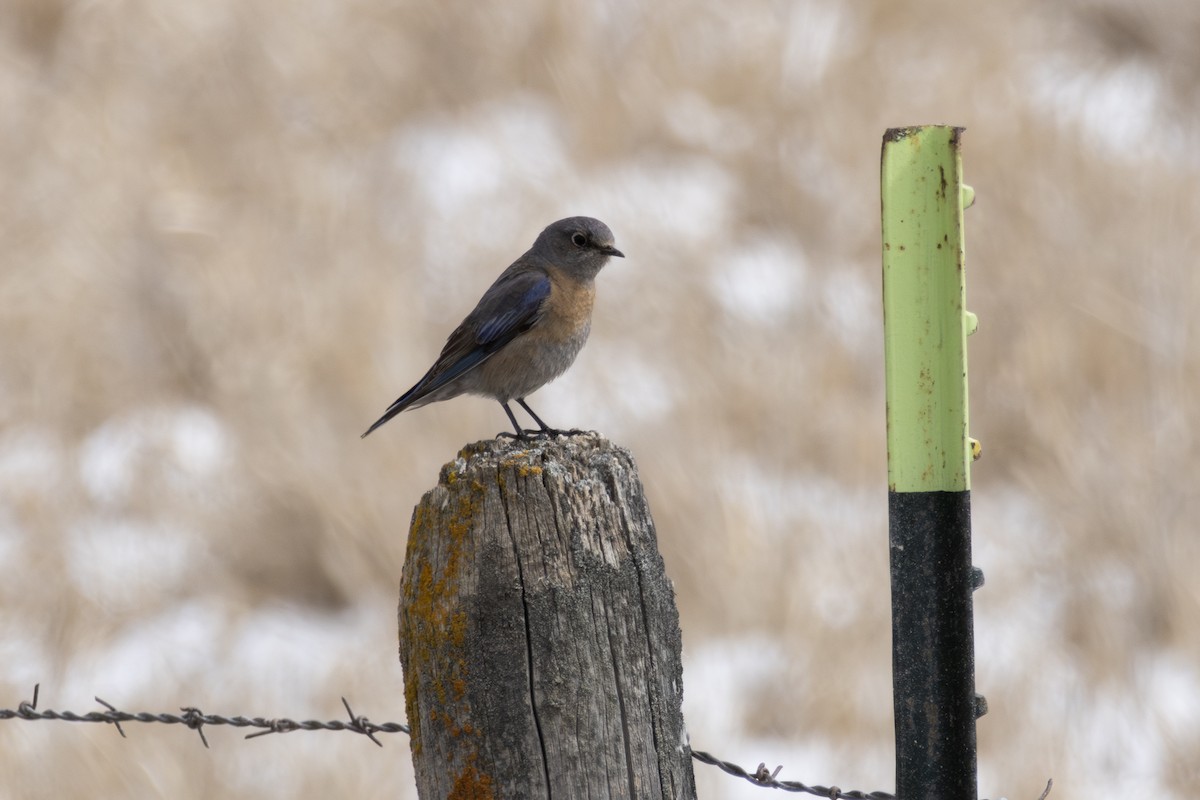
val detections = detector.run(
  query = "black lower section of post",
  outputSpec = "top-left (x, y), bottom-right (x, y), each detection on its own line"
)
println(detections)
top-left (889, 490), bottom-right (978, 800)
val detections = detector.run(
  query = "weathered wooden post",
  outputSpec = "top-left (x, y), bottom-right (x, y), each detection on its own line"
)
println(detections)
top-left (398, 433), bottom-right (695, 799)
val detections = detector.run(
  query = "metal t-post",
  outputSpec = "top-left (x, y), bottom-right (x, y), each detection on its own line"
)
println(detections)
top-left (881, 125), bottom-right (985, 800)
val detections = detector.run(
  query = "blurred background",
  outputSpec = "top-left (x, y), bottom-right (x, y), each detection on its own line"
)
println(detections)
top-left (2, 0), bottom-right (1198, 797)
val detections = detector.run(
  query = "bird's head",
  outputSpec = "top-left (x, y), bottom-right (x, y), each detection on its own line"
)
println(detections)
top-left (535, 216), bottom-right (624, 279)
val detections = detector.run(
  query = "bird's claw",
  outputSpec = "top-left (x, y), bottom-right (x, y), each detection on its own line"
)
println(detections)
top-left (496, 427), bottom-right (587, 441)
top-left (530, 427), bottom-right (587, 438)
top-left (496, 428), bottom-right (547, 441)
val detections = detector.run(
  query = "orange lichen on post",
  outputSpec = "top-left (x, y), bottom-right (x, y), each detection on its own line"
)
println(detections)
top-left (401, 470), bottom-right (488, 758)
top-left (448, 759), bottom-right (495, 800)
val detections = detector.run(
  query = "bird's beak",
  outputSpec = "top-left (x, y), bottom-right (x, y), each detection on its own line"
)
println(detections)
top-left (603, 245), bottom-right (625, 258)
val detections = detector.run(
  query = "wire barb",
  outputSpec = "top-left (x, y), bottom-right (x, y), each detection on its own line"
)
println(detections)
top-left (341, 697), bottom-right (383, 747)
top-left (245, 718), bottom-right (299, 740)
top-left (753, 763), bottom-right (785, 783)
top-left (94, 696), bottom-right (128, 738)
top-left (180, 707), bottom-right (210, 748)
top-left (18, 683), bottom-right (40, 717)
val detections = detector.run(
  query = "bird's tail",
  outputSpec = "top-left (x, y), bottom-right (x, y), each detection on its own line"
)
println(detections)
top-left (361, 348), bottom-right (489, 438)
top-left (361, 388), bottom-right (421, 438)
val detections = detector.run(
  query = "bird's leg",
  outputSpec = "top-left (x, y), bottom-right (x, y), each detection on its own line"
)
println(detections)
top-left (496, 401), bottom-right (531, 440)
top-left (516, 398), bottom-right (585, 437)
top-left (516, 398), bottom-right (553, 433)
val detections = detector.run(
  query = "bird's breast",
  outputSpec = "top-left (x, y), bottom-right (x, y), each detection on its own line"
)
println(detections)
top-left (539, 273), bottom-right (595, 343)
top-left (473, 275), bottom-right (595, 401)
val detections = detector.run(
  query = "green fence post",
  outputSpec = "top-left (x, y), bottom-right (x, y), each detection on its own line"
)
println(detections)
top-left (881, 125), bottom-right (984, 800)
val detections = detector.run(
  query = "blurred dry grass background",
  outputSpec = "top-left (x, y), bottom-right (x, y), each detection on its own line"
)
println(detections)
top-left (2, 0), bottom-right (1199, 797)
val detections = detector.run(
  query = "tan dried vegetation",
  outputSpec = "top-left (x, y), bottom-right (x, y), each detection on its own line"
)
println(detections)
top-left (1, 0), bottom-right (1198, 797)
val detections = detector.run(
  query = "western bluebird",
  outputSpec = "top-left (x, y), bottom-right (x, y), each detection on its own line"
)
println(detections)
top-left (362, 216), bottom-right (624, 439)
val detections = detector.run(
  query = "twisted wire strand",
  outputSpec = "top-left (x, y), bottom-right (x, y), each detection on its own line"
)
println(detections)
top-left (3, 684), bottom-right (1049, 799)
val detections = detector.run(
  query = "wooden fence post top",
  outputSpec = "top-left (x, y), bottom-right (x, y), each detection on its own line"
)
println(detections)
top-left (429, 431), bottom-right (639, 496)
top-left (399, 431), bottom-right (694, 800)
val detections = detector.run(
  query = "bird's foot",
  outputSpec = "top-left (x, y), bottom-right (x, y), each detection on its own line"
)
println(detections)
top-left (496, 428), bottom-right (546, 441)
top-left (535, 427), bottom-right (590, 437)
top-left (496, 427), bottom-right (590, 441)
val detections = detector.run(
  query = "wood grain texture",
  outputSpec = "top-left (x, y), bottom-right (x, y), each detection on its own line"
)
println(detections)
top-left (399, 433), bottom-right (695, 800)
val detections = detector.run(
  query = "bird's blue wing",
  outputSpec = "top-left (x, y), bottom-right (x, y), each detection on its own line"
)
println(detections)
top-left (411, 269), bottom-right (551, 396)
top-left (361, 269), bottom-right (551, 436)
top-left (474, 272), bottom-right (552, 348)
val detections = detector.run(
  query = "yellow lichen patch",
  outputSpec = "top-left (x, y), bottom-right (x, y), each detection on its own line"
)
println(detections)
top-left (401, 474), bottom-right (488, 749)
top-left (408, 503), bottom-right (428, 542)
top-left (449, 611), bottom-right (468, 646)
top-left (448, 759), bottom-right (495, 800)
top-left (497, 449), bottom-right (545, 479)
top-left (403, 652), bottom-right (422, 755)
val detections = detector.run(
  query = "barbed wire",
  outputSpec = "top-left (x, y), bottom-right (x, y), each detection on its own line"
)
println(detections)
top-left (689, 748), bottom-right (894, 798)
top-left (2, 684), bottom-right (1049, 799)
top-left (0, 684), bottom-right (408, 749)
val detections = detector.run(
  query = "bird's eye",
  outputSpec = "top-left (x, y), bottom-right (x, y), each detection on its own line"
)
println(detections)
top-left (571, 232), bottom-right (587, 248)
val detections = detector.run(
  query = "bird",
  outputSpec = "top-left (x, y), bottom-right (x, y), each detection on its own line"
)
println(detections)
top-left (362, 216), bottom-right (624, 439)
